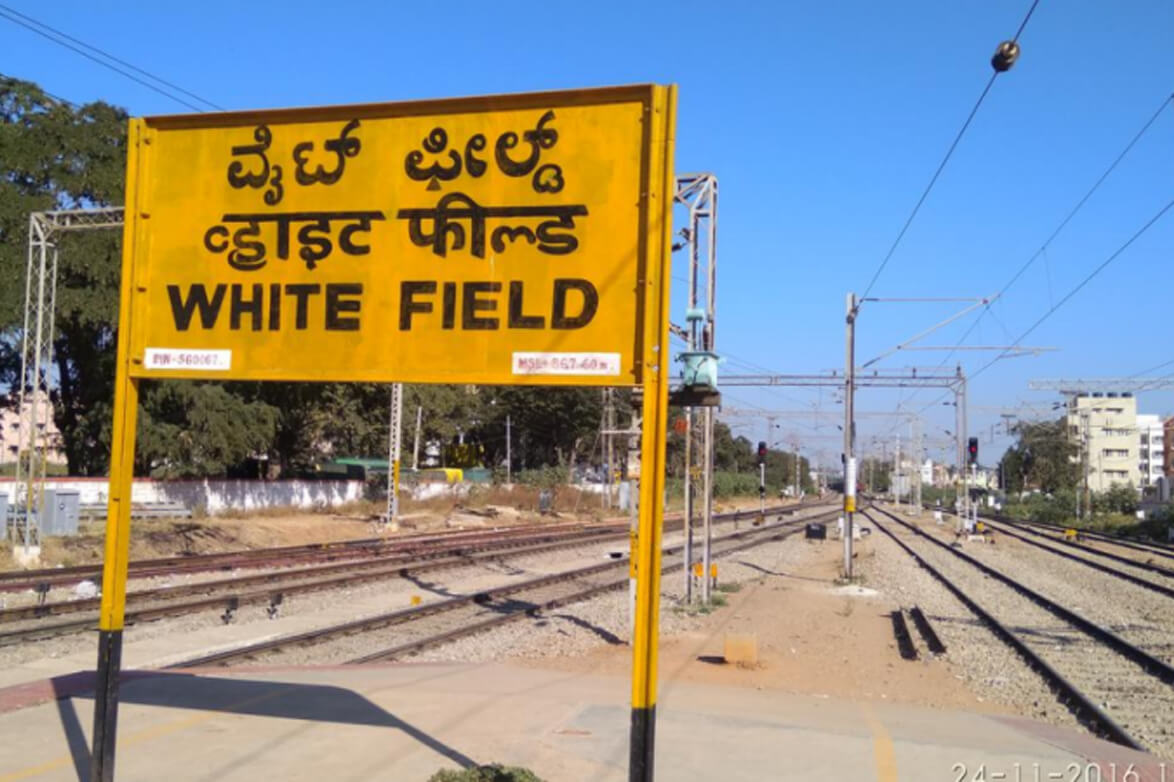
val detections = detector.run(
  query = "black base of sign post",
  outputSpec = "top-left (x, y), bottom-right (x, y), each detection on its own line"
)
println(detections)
top-left (91, 629), bottom-right (124, 782)
top-left (628, 704), bottom-right (656, 782)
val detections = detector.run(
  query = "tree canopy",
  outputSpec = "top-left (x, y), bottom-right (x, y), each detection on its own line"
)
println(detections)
top-left (998, 418), bottom-right (1080, 494)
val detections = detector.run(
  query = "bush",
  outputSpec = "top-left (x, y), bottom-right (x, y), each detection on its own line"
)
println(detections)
top-left (512, 466), bottom-right (570, 488)
top-left (1092, 484), bottom-right (1139, 515)
top-left (428, 765), bottom-right (545, 782)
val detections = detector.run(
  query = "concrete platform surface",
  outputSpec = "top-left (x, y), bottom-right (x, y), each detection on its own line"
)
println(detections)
top-left (0, 661), bottom-right (1165, 782)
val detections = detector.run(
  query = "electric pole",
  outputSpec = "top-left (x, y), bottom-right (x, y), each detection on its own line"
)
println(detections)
top-left (412, 405), bottom-right (422, 471)
top-left (506, 415), bottom-right (512, 484)
top-left (701, 405), bottom-right (714, 604)
top-left (386, 383), bottom-right (404, 529)
top-left (843, 293), bottom-right (857, 579)
top-left (894, 433), bottom-right (901, 508)
top-left (683, 407), bottom-right (694, 602)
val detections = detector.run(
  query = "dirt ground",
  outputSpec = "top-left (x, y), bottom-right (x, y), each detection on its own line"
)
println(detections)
top-left (527, 531), bottom-right (1007, 715)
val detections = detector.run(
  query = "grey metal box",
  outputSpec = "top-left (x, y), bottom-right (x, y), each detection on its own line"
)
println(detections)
top-left (42, 489), bottom-right (80, 536)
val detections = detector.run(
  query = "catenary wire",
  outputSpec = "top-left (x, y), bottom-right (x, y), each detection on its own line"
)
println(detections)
top-left (880, 92), bottom-right (1174, 425)
top-left (0, 4), bottom-right (221, 112)
top-left (858, 0), bottom-right (1041, 301)
top-left (912, 194), bottom-right (1174, 418)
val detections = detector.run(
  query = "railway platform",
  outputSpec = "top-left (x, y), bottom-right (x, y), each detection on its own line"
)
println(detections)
top-left (0, 661), bottom-right (1164, 782)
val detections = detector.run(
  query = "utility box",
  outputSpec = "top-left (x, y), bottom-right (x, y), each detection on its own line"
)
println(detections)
top-left (805, 522), bottom-right (827, 540)
top-left (41, 489), bottom-right (80, 537)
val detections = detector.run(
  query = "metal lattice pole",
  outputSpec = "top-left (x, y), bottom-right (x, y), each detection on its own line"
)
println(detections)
top-left (13, 208), bottom-right (126, 551)
top-left (386, 383), bottom-right (404, 527)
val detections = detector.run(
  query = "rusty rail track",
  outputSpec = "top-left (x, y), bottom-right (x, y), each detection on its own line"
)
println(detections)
top-left (170, 508), bottom-right (838, 668)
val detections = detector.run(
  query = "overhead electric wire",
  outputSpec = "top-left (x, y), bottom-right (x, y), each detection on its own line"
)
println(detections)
top-left (881, 91), bottom-right (1174, 425)
top-left (969, 194), bottom-right (1174, 383)
top-left (858, 0), bottom-right (1041, 302)
top-left (0, 4), bottom-right (222, 112)
top-left (911, 194), bottom-right (1174, 417)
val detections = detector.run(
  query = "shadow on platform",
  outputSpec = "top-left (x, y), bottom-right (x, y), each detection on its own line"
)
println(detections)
top-left (52, 670), bottom-right (478, 782)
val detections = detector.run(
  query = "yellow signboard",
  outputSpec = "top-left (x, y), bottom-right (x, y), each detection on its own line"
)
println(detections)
top-left (122, 86), bottom-right (671, 386)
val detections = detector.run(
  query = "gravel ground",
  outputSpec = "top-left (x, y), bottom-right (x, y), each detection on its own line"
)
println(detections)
top-left (0, 506), bottom-right (836, 670)
top-left (867, 509), bottom-right (1174, 759)
top-left (979, 518), bottom-right (1174, 598)
top-left (0, 537), bottom-right (635, 669)
top-left (911, 515), bottom-right (1174, 666)
top-left (1002, 522), bottom-right (1174, 571)
top-left (206, 507), bottom-right (836, 667)
top-left (404, 521), bottom-right (829, 664)
top-left (857, 510), bottom-right (1082, 732)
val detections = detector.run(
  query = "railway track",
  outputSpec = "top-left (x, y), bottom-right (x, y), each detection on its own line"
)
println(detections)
top-left (865, 505), bottom-right (1174, 756)
top-left (170, 508), bottom-right (838, 668)
top-left (968, 510), bottom-right (1174, 563)
top-left (970, 515), bottom-right (1174, 598)
top-left (2, 503), bottom-right (831, 646)
top-left (0, 502), bottom-right (809, 594)
top-left (0, 520), bottom-right (622, 593)
top-left (0, 530), bottom-right (630, 646)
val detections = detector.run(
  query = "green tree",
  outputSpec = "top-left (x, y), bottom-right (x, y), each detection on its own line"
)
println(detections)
top-left (137, 382), bottom-right (278, 478)
top-left (2, 77), bottom-right (284, 478)
top-left (1, 77), bottom-right (126, 473)
top-left (1002, 419), bottom-right (1079, 494)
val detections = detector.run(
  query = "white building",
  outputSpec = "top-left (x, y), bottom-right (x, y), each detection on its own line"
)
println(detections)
top-left (921, 459), bottom-right (933, 486)
top-left (1, 395), bottom-right (66, 467)
top-left (1137, 413), bottom-right (1165, 487)
top-left (1067, 393), bottom-right (1139, 492)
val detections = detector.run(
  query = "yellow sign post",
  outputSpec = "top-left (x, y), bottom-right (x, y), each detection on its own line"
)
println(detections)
top-left (90, 85), bottom-right (676, 782)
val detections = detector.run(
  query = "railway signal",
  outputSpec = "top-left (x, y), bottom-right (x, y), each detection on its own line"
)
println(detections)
top-left (968, 437), bottom-right (979, 465)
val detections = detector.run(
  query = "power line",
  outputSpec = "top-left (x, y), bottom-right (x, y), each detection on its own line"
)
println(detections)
top-left (913, 194), bottom-right (1174, 417)
top-left (858, 0), bottom-right (1040, 301)
top-left (0, 4), bottom-right (223, 112)
top-left (881, 91), bottom-right (1174, 422)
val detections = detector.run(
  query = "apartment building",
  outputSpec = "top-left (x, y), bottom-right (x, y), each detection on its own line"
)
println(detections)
top-left (1137, 413), bottom-right (1165, 487)
top-left (1067, 393), bottom-right (1139, 491)
top-left (0, 395), bottom-right (66, 466)
top-left (1166, 417), bottom-right (1174, 478)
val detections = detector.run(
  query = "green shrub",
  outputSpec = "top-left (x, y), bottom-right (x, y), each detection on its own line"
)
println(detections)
top-left (512, 466), bottom-right (569, 488)
top-left (428, 765), bottom-right (544, 782)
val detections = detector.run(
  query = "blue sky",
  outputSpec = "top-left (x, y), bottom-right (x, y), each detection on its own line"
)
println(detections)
top-left (3, 0), bottom-right (1172, 469)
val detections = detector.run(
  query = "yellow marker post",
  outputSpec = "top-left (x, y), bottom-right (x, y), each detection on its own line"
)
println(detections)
top-left (87, 86), bottom-right (675, 782)
top-left (91, 118), bottom-right (146, 782)
top-left (628, 84), bottom-right (675, 782)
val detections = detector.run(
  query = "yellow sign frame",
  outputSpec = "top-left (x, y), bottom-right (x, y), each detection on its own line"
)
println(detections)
top-left (117, 86), bottom-right (667, 387)
top-left (90, 84), bottom-right (676, 782)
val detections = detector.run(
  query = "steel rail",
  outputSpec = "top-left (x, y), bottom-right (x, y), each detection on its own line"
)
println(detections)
top-left (862, 507), bottom-right (1146, 750)
top-left (4, 504), bottom-right (834, 647)
top-left (348, 516), bottom-right (819, 664)
top-left (872, 506), bottom-right (1174, 685)
top-left (0, 520), bottom-right (621, 592)
top-left (172, 510), bottom-right (837, 668)
top-left (972, 516), bottom-right (1174, 596)
top-left (1000, 514), bottom-right (1174, 561)
top-left (0, 502), bottom-right (810, 593)
top-left (919, 502), bottom-right (1174, 573)
top-left (0, 526), bottom-right (636, 625)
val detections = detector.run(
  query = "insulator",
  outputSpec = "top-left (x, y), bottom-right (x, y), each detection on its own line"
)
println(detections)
top-left (991, 40), bottom-right (1020, 73)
